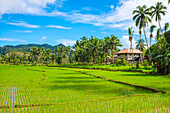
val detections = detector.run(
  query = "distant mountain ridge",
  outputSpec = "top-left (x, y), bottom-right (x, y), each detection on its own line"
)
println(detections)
top-left (0, 43), bottom-right (65, 55)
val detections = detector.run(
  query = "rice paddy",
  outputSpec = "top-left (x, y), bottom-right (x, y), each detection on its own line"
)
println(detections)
top-left (0, 65), bottom-right (169, 112)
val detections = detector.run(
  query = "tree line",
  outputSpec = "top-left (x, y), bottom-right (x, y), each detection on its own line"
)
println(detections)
top-left (0, 35), bottom-right (123, 65)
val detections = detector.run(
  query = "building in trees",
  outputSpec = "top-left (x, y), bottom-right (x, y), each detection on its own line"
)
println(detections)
top-left (115, 49), bottom-right (143, 62)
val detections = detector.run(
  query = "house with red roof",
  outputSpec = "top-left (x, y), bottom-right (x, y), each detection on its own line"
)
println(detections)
top-left (115, 49), bottom-right (143, 61)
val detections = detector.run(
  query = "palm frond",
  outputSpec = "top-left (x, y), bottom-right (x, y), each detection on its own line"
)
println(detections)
top-left (154, 55), bottom-right (163, 60)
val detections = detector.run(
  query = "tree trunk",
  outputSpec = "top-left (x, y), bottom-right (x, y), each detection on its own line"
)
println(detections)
top-left (93, 53), bottom-right (96, 64)
top-left (158, 19), bottom-right (163, 34)
top-left (150, 37), bottom-right (151, 47)
top-left (103, 52), bottom-right (105, 64)
top-left (157, 58), bottom-right (161, 74)
top-left (131, 41), bottom-right (134, 66)
top-left (139, 33), bottom-right (143, 63)
top-left (112, 45), bottom-right (114, 63)
top-left (165, 64), bottom-right (167, 75)
top-left (143, 27), bottom-right (149, 50)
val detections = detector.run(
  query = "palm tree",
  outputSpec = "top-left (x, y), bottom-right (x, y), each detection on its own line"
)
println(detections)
top-left (133, 5), bottom-right (152, 49)
top-left (65, 46), bottom-right (71, 63)
top-left (54, 46), bottom-right (59, 56)
top-left (128, 27), bottom-right (134, 64)
top-left (164, 23), bottom-right (169, 33)
top-left (109, 35), bottom-right (122, 62)
top-left (156, 28), bottom-right (161, 41)
top-left (135, 39), bottom-right (146, 51)
top-left (91, 37), bottom-right (100, 64)
top-left (149, 25), bottom-right (157, 46)
top-left (151, 2), bottom-right (167, 33)
top-left (100, 37), bottom-right (109, 64)
top-left (31, 47), bottom-right (41, 62)
top-left (73, 40), bottom-right (82, 63)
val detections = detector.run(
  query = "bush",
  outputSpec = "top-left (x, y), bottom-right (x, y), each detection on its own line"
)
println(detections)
top-left (111, 64), bottom-right (117, 67)
top-left (143, 61), bottom-right (148, 69)
top-left (32, 61), bottom-right (37, 66)
top-left (116, 59), bottom-right (121, 66)
top-left (121, 58), bottom-right (127, 66)
top-left (116, 58), bottom-right (127, 66)
top-left (14, 59), bottom-right (20, 65)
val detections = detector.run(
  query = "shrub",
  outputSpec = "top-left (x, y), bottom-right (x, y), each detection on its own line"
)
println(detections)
top-left (32, 61), bottom-right (37, 66)
top-left (111, 64), bottom-right (117, 67)
top-left (115, 59), bottom-right (127, 66)
top-left (121, 58), bottom-right (127, 66)
top-left (14, 59), bottom-right (20, 65)
top-left (143, 61), bottom-right (148, 69)
top-left (116, 59), bottom-right (121, 66)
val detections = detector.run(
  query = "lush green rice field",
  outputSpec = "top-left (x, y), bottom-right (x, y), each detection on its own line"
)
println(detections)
top-left (0, 65), bottom-right (169, 112)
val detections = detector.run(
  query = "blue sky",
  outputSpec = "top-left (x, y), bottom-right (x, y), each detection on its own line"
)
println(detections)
top-left (0, 0), bottom-right (169, 48)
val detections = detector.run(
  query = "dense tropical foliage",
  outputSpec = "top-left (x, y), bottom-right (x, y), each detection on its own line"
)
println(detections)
top-left (132, 1), bottom-right (169, 75)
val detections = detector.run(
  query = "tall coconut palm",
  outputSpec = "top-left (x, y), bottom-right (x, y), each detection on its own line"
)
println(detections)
top-left (149, 25), bottom-right (157, 46)
top-left (133, 5), bottom-right (152, 49)
top-left (128, 27), bottom-right (134, 64)
top-left (151, 2), bottom-right (167, 33)
top-left (164, 23), bottom-right (169, 33)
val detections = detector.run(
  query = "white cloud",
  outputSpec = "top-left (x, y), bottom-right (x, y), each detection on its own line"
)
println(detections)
top-left (40, 36), bottom-right (46, 41)
top-left (64, 0), bottom-right (170, 31)
top-left (120, 36), bottom-right (137, 49)
top-left (0, 0), bottom-right (169, 31)
top-left (0, 0), bottom-right (65, 16)
top-left (0, 38), bottom-right (26, 42)
top-left (7, 21), bottom-right (40, 28)
top-left (110, 5), bottom-right (114, 9)
top-left (13, 30), bottom-right (33, 33)
top-left (56, 39), bottom-right (76, 46)
top-left (45, 25), bottom-right (71, 29)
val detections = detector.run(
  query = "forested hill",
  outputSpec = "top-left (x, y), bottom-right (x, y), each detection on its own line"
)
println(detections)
top-left (0, 43), bottom-right (65, 55)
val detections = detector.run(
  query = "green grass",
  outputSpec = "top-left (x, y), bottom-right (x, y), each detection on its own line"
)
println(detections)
top-left (0, 65), bottom-right (169, 112)
top-left (63, 68), bottom-right (170, 93)
top-left (52, 64), bottom-right (154, 73)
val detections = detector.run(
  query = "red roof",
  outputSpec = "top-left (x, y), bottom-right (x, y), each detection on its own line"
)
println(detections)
top-left (115, 49), bottom-right (143, 54)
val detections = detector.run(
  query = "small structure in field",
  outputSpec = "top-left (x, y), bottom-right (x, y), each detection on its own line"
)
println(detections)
top-left (115, 49), bottom-right (143, 61)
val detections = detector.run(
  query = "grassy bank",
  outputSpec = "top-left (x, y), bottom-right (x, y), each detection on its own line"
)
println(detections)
top-left (51, 64), bottom-right (155, 73)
